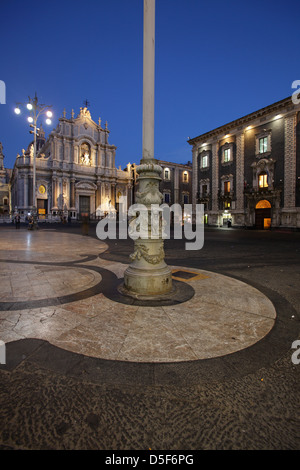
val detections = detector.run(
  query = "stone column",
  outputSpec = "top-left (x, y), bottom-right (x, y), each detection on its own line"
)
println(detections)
top-left (96, 181), bottom-right (101, 210)
top-left (74, 145), bottom-right (79, 164)
top-left (24, 174), bottom-right (29, 209)
top-left (28, 176), bottom-right (33, 207)
top-left (142, 0), bottom-right (155, 161)
top-left (62, 138), bottom-right (66, 161)
top-left (18, 175), bottom-right (24, 208)
top-left (58, 177), bottom-right (63, 209)
top-left (127, 184), bottom-right (132, 207)
top-left (62, 177), bottom-right (68, 211)
top-left (111, 183), bottom-right (116, 208)
top-left (52, 176), bottom-right (58, 210)
top-left (70, 178), bottom-right (76, 209)
top-left (123, 0), bottom-right (172, 297)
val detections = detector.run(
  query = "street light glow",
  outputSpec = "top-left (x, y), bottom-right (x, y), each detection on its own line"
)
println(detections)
top-left (14, 93), bottom-right (53, 223)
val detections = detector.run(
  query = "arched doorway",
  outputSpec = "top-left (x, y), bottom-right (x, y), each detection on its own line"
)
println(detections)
top-left (255, 200), bottom-right (271, 229)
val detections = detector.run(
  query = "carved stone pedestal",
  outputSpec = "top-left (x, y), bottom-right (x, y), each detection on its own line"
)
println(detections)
top-left (122, 1), bottom-right (173, 299)
top-left (123, 239), bottom-right (172, 297)
top-left (123, 162), bottom-right (172, 298)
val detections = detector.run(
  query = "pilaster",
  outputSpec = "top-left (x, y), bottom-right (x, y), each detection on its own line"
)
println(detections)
top-left (284, 113), bottom-right (297, 209)
top-left (212, 140), bottom-right (219, 211)
top-left (192, 146), bottom-right (198, 215)
top-left (236, 132), bottom-right (245, 210)
top-left (24, 174), bottom-right (28, 208)
top-left (70, 178), bottom-right (76, 209)
top-left (52, 176), bottom-right (58, 209)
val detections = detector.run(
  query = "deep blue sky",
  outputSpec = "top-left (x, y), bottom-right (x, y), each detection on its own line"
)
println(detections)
top-left (0, 0), bottom-right (299, 170)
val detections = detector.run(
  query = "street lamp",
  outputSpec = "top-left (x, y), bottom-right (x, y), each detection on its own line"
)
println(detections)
top-left (14, 92), bottom-right (53, 225)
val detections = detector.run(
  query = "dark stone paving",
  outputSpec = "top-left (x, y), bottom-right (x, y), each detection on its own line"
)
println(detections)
top-left (0, 224), bottom-right (299, 450)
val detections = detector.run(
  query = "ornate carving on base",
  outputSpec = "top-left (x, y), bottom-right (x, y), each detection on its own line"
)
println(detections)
top-left (135, 181), bottom-right (163, 205)
top-left (130, 243), bottom-right (165, 265)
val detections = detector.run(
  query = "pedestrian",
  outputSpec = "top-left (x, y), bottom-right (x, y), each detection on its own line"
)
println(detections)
top-left (28, 216), bottom-right (34, 230)
top-left (15, 214), bottom-right (20, 229)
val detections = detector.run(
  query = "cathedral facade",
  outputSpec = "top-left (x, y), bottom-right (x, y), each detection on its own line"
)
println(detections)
top-left (0, 142), bottom-right (11, 215)
top-left (10, 107), bottom-right (132, 219)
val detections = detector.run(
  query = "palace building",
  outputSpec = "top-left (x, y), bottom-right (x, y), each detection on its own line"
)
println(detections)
top-left (129, 160), bottom-right (193, 208)
top-left (10, 107), bottom-right (132, 219)
top-left (158, 160), bottom-right (192, 207)
top-left (188, 96), bottom-right (300, 229)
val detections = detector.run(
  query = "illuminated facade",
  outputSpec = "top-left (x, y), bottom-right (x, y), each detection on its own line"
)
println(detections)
top-left (129, 160), bottom-right (193, 208)
top-left (158, 160), bottom-right (193, 207)
top-left (10, 107), bottom-right (132, 219)
top-left (0, 143), bottom-right (11, 214)
top-left (188, 96), bottom-right (300, 229)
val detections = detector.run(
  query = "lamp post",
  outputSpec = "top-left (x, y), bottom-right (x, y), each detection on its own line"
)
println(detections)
top-left (15, 92), bottom-right (52, 224)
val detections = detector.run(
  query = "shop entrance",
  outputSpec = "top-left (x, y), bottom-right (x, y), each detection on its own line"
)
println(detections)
top-left (255, 200), bottom-right (271, 229)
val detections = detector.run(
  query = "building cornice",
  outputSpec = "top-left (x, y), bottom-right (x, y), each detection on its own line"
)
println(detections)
top-left (157, 159), bottom-right (192, 169)
top-left (188, 96), bottom-right (297, 146)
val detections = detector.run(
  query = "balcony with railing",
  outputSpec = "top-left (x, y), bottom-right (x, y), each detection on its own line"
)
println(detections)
top-left (197, 191), bottom-right (210, 203)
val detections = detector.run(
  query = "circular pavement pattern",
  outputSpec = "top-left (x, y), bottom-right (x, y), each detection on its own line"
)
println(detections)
top-left (0, 231), bottom-right (277, 363)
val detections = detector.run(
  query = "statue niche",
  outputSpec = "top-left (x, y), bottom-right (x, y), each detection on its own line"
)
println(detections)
top-left (80, 142), bottom-right (91, 166)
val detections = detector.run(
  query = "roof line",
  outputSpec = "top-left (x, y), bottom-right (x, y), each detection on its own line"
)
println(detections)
top-left (188, 95), bottom-right (294, 145)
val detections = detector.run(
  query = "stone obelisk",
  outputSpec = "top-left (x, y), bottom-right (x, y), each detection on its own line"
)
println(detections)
top-left (123, 0), bottom-right (173, 297)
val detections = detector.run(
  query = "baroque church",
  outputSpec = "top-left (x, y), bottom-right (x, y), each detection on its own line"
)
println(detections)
top-left (0, 142), bottom-right (11, 214)
top-left (10, 106), bottom-right (132, 219)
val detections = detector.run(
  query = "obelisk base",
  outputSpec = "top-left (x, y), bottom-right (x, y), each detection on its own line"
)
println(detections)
top-left (123, 262), bottom-right (173, 299)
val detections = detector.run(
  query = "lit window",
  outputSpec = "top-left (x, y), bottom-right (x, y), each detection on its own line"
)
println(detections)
top-left (183, 171), bottom-right (188, 182)
top-left (202, 155), bottom-right (208, 168)
top-left (259, 137), bottom-right (268, 154)
top-left (164, 169), bottom-right (170, 180)
top-left (258, 172), bottom-right (268, 188)
top-left (224, 148), bottom-right (231, 162)
top-left (224, 181), bottom-right (231, 194)
top-left (256, 132), bottom-right (271, 156)
top-left (225, 201), bottom-right (231, 208)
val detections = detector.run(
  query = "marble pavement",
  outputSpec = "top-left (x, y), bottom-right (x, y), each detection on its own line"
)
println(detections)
top-left (0, 230), bottom-right (277, 363)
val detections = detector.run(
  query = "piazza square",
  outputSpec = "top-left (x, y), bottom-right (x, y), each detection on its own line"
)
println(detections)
top-left (1, 0), bottom-right (299, 456)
